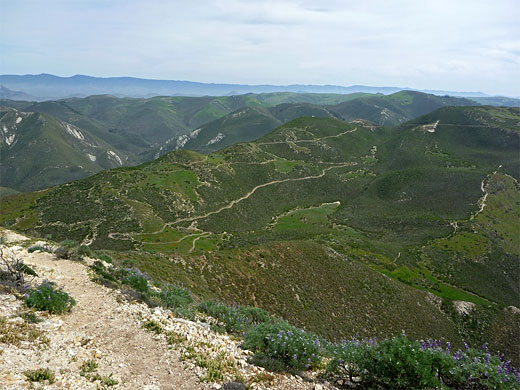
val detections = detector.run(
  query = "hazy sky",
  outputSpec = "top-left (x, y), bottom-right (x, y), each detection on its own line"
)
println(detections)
top-left (1, 0), bottom-right (519, 96)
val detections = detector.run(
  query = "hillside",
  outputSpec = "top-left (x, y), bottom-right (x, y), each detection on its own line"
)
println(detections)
top-left (0, 86), bottom-right (37, 101)
top-left (181, 92), bottom-right (480, 153)
top-left (1, 91), bottom-right (482, 192)
top-left (329, 91), bottom-right (479, 125)
top-left (176, 103), bottom-right (339, 154)
top-left (0, 108), bottom-right (124, 192)
top-left (2, 106), bottom-right (518, 362)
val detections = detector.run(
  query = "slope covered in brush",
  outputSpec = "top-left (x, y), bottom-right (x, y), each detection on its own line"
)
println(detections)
top-left (179, 103), bottom-right (339, 153)
top-left (0, 107), bottom-right (124, 192)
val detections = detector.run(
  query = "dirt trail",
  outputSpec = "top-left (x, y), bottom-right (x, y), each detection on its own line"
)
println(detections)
top-left (0, 233), bottom-right (203, 390)
top-left (163, 163), bottom-right (354, 229)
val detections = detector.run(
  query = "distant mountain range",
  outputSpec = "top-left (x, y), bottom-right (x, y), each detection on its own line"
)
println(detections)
top-left (0, 73), bottom-right (499, 101)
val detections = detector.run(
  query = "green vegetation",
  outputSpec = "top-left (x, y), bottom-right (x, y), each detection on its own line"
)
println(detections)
top-left (243, 320), bottom-right (321, 371)
top-left (25, 281), bottom-right (76, 314)
top-left (24, 368), bottom-right (55, 384)
top-left (0, 315), bottom-right (48, 347)
top-left (79, 359), bottom-right (98, 375)
top-left (142, 319), bottom-right (163, 334)
top-left (2, 105), bottom-right (519, 364)
top-left (121, 269), bottom-right (151, 294)
top-left (198, 301), bottom-right (270, 334)
top-left (326, 336), bottom-right (520, 389)
top-left (1, 91), bottom-right (480, 191)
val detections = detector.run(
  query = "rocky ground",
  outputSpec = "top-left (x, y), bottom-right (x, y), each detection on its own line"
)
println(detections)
top-left (0, 229), bottom-right (335, 390)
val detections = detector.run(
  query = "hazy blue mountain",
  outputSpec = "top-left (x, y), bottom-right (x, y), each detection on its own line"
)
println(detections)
top-left (0, 73), bottom-right (490, 101)
top-left (0, 85), bottom-right (37, 101)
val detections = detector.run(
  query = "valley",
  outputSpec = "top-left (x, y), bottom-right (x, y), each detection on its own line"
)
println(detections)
top-left (1, 105), bottom-right (518, 365)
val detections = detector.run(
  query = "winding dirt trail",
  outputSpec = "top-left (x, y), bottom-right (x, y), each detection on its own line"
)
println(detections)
top-left (161, 162), bottom-right (354, 230)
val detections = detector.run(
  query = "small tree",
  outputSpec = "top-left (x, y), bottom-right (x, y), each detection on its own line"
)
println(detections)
top-left (0, 246), bottom-right (27, 286)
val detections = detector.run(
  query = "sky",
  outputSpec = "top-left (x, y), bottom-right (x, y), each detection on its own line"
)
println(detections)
top-left (1, 0), bottom-right (519, 96)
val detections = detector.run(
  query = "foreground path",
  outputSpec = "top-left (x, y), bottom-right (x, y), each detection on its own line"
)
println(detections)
top-left (0, 233), bottom-right (203, 390)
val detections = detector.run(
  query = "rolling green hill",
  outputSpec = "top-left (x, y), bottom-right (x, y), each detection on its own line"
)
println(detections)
top-left (178, 103), bottom-right (339, 154)
top-left (2, 106), bottom-right (518, 360)
top-left (1, 91), bottom-right (480, 191)
top-left (330, 90), bottom-right (479, 125)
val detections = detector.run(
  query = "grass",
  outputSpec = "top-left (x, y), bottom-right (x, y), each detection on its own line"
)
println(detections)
top-left (196, 351), bottom-right (236, 383)
top-left (0, 316), bottom-right (49, 347)
top-left (273, 202), bottom-right (339, 232)
top-left (377, 265), bottom-right (490, 305)
top-left (79, 359), bottom-right (98, 375)
top-left (142, 319), bottom-right (163, 334)
top-left (24, 368), bottom-right (55, 384)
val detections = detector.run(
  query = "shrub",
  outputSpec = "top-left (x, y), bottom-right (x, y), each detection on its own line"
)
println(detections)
top-left (121, 269), bottom-right (150, 293)
top-left (158, 284), bottom-right (193, 309)
top-left (25, 280), bottom-right (76, 314)
top-left (0, 246), bottom-right (29, 286)
top-left (90, 260), bottom-right (118, 283)
top-left (24, 368), bottom-right (55, 383)
top-left (243, 320), bottom-right (321, 371)
top-left (54, 240), bottom-right (90, 261)
top-left (326, 336), bottom-right (520, 390)
top-left (54, 246), bottom-right (71, 259)
top-left (142, 319), bottom-right (163, 334)
top-left (74, 244), bottom-right (92, 259)
top-left (198, 301), bottom-right (270, 334)
top-left (97, 254), bottom-right (113, 263)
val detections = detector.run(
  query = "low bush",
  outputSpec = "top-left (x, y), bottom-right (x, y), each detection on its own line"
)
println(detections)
top-left (74, 244), bottom-right (92, 259)
top-left (142, 319), bottom-right (163, 334)
top-left (90, 260), bottom-right (118, 285)
top-left (54, 245), bottom-right (71, 259)
top-left (96, 254), bottom-right (113, 263)
top-left (158, 284), bottom-right (193, 309)
top-left (243, 320), bottom-right (321, 371)
top-left (0, 246), bottom-right (30, 286)
top-left (121, 269), bottom-right (150, 294)
top-left (24, 367), bottom-right (55, 383)
top-left (198, 301), bottom-right (270, 334)
top-left (53, 240), bottom-right (92, 261)
top-left (326, 336), bottom-right (520, 390)
top-left (25, 280), bottom-right (76, 314)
